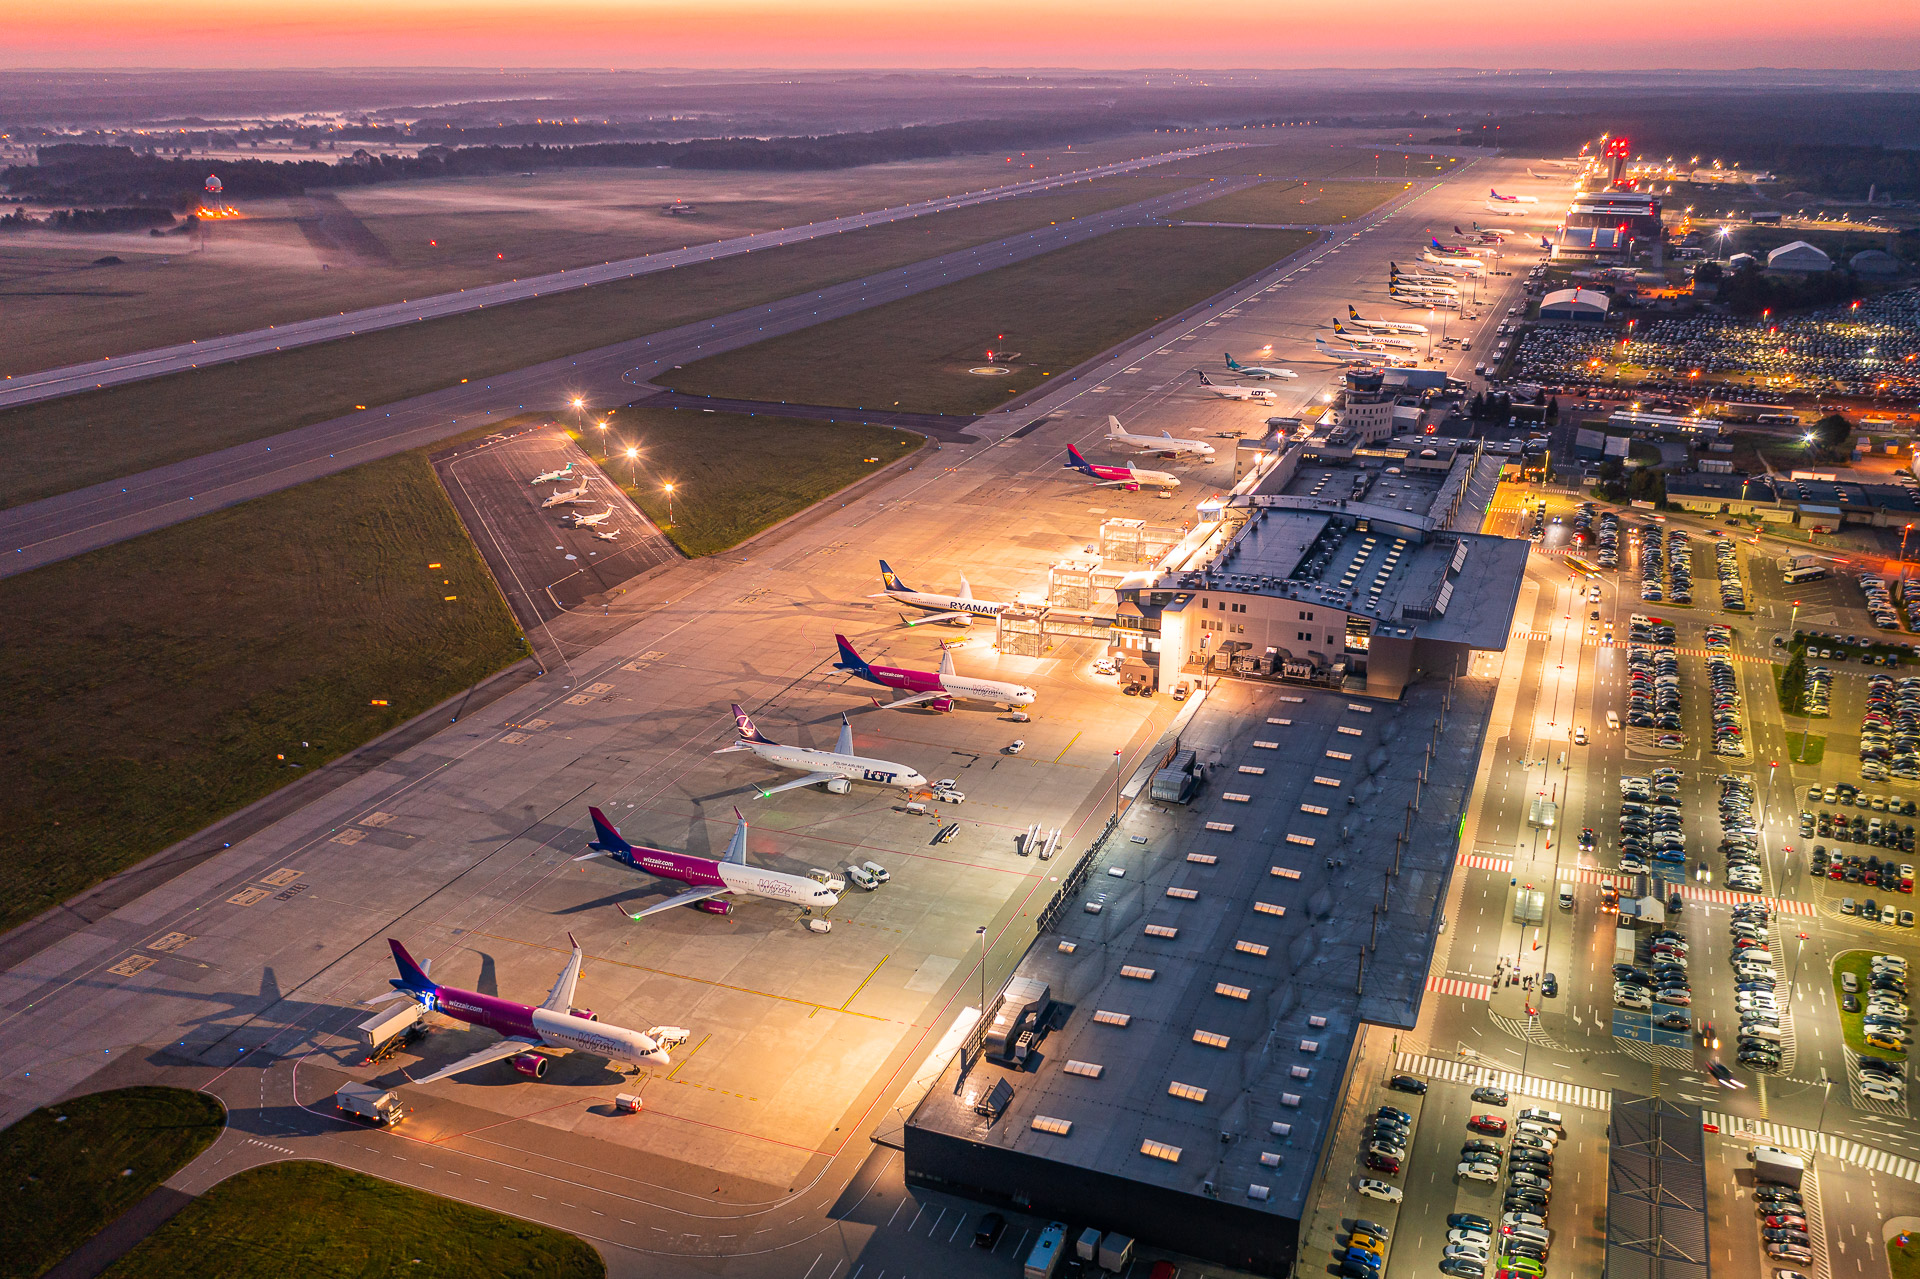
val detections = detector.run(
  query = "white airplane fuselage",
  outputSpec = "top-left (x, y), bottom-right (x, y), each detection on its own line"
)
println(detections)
top-left (890, 589), bottom-right (1007, 621)
top-left (737, 741), bottom-right (927, 792)
top-left (1107, 421), bottom-right (1215, 457)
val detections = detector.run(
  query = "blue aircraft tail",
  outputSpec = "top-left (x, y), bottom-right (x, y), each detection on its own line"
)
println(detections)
top-left (587, 805), bottom-right (633, 855)
top-left (833, 634), bottom-right (873, 679)
top-left (877, 559), bottom-right (913, 594)
top-left (388, 939), bottom-right (437, 997)
top-left (1225, 353), bottom-right (1243, 369)
top-left (1064, 445), bottom-right (1099, 476)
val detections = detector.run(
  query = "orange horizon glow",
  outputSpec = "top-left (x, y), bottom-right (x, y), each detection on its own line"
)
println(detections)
top-left (7, 0), bottom-right (1920, 69)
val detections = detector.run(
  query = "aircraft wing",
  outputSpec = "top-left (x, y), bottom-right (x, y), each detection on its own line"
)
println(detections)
top-left (408, 1036), bottom-right (542, 1085)
top-left (757, 771), bottom-right (839, 797)
top-left (904, 610), bottom-right (975, 626)
top-left (540, 940), bottom-right (583, 1012)
top-left (627, 884), bottom-right (729, 919)
top-left (884, 691), bottom-right (950, 710)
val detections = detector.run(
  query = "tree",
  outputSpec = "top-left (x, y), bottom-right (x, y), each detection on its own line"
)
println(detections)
top-left (1781, 648), bottom-right (1808, 716)
top-left (1810, 412), bottom-right (1852, 461)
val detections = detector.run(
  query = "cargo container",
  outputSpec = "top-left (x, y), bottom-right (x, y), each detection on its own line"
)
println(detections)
top-left (355, 1001), bottom-right (424, 1059)
top-left (335, 1082), bottom-right (405, 1126)
top-left (1751, 1146), bottom-right (1806, 1187)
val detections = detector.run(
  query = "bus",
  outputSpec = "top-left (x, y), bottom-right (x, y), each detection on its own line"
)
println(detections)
top-left (1757, 413), bottom-right (1802, 427)
top-left (1784, 564), bottom-right (1829, 584)
top-left (1025, 1222), bottom-right (1068, 1279)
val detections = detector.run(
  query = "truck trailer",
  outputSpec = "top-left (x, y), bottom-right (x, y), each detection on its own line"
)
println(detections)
top-left (335, 1082), bottom-right (406, 1126)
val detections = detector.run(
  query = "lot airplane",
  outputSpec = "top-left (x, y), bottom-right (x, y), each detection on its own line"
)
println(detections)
top-left (373, 935), bottom-right (683, 1082)
top-left (568, 506), bottom-right (615, 528)
top-left (529, 463), bottom-right (575, 485)
top-left (718, 704), bottom-right (929, 796)
top-left (871, 560), bottom-right (1014, 626)
top-left (540, 480), bottom-right (591, 508)
top-left (1421, 251), bottom-right (1486, 276)
top-left (1489, 188), bottom-right (1539, 205)
top-left (1332, 320), bottom-right (1418, 351)
top-left (1345, 307), bottom-right (1428, 335)
top-left (1195, 371), bottom-right (1276, 401)
top-left (833, 635), bottom-right (1035, 710)
top-left (578, 806), bottom-right (840, 918)
top-left (1065, 444), bottom-right (1180, 491)
top-left (1223, 353), bottom-right (1298, 380)
top-left (1105, 415), bottom-right (1216, 457)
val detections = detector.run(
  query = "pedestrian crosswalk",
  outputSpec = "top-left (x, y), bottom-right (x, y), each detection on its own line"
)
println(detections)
top-left (1700, 1112), bottom-right (1920, 1183)
top-left (1426, 975), bottom-right (1494, 1001)
top-left (1457, 853), bottom-right (1515, 873)
top-left (1450, 856), bottom-right (1818, 917)
top-left (1393, 1052), bottom-right (1613, 1112)
top-left (1679, 885), bottom-right (1817, 916)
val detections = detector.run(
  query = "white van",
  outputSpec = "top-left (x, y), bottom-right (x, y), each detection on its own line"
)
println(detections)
top-left (844, 865), bottom-right (879, 891)
top-left (1517, 1107), bottom-right (1564, 1132)
top-left (860, 860), bottom-right (891, 883)
top-left (1606, 710), bottom-right (1622, 731)
top-left (1743, 1025), bottom-right (1783, 1043)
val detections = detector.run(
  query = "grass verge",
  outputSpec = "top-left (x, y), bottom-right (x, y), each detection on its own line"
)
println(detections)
top-left (1784, 733), bottom-right (1827, 766)
top-left (0, 178), bottom-right (1187, 511)
top-left (1891, 1235), bottom-right (1920, 1279)
top-left (1834, 949), bottom-right (1909, 1059)
top-left (0, 446), bottom-right (526, 935)
top-left (594, 406), bottom-right (922, 558)
top-left (1180, 178), bottom-right (1406, 225)
top-left (102, 1161), bottom-right (603, 1279)
top-left (0, 1086), bottom-right (225, 1279)
top-left (665, 224), bottom-right (1316, 416)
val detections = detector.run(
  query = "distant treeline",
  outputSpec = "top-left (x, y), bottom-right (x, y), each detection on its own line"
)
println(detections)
top-left (0, 204), bottom-right (174, 231)
top-left (4, 114), bottom-right (1143, 207)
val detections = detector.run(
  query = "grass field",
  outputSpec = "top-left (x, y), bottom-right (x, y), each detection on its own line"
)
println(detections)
top-left (1783, 733), bottom-right (1827, 766)
top-left (0, 134), bottom-right (1188, 377)
top-left (1833, 949), bottom-right (1909, 1058)
top-left (1142, 141), bottom-right (1463, 180)
top-left (1891, 1235), bottom-right (1920, 1279)
top-left (102, 1161), bottom-right (603, 1279)
top-left (0, 446), bottom-right (525, 935)
top-left (596, 406), bottom-right (921, 557)
top-left (0, 177), bottom-right (1192, 511)
top-left (0, 1086), bottom-right (225, 1279)
top-left (665, 225), bottom-right (1317, 415)
top-left (1180, 179), bottom-right (1407, 225)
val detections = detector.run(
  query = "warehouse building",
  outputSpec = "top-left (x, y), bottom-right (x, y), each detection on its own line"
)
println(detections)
top-left (1767, 240), bottom-right (1832, 273)
top-left (904, 673), bottom-right (1497, 1276)
top-left (1539, 287), bottom-right (1612, 321)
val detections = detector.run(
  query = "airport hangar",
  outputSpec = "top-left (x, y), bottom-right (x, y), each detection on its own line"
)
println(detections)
top-left (903, 382), bottom-right (1526, 1275)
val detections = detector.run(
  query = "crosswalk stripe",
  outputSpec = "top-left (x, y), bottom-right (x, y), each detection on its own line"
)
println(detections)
top-left (1393, 1052), bottom-right (1611, 1112)
top-left (1702, 1111), bottom-right (1920, 1183)
top-left (1425, 975), bottom-right (1494, 1001)
top-left (1456, 853), bottom-right (1515, 873)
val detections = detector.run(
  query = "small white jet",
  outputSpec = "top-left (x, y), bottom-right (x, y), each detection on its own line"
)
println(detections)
top-left (718, 705), bottom-right (929, 797)
top-left (1331, 320), bottom-right (1418, 351)
top-left (593, 529), bottom-right (622, 542)
top-left (540, 480), bottom-right (592, 508)
top-left (1223, 353), bottom-right (1298, 380)
top-left (530, 463), bottom-right (575, 485)
top-left (1194, 371), bottom-right (1275, 402)
top-left (1105, 416), bottom-right (1215, 458)
top-left (871, 560), bottom-right (1015, 626)
top-left (1345, 306), bottom-right (1428, 335)
top-left (569, 506), bottom-right (614, 528)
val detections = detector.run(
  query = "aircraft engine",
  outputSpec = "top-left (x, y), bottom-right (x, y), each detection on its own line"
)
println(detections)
top-left (826, 778), bottom-right (851, 795)
top-left (697, 899), bottom-right (735, 916)
top-left (512, 1053), bottom-right (549, 1079)
top-left (569, 1007), bottom-right (598, 1021)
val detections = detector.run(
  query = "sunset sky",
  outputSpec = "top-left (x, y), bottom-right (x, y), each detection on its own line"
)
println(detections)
top-left (8, 0), bottom-right (1920, 69)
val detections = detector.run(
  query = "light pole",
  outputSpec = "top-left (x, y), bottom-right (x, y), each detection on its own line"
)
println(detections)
top-left (663, 481), bottom-right (676, 526)
top-left (624, 445), bottom-right (639, 489)
top-left (595, 419), bottom-right (609, 461)
top-left (570, 395), bottom-right (585, 438)
top-left (977, 925), bottom-right (988, 1013)
top-left (1901, 524), bottom-right (1914, 600)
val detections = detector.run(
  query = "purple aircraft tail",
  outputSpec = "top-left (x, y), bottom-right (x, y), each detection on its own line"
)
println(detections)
top-left (1064, 445), bottom-right (1099, 476)
top-left (833, 634), bottom-right (874, 679)
top-left (388, 939), bottom-right (437, 997)
top-left (587, 805), bottom-right (633, 855)
top-left (730, 703), bottom-right (776, 744)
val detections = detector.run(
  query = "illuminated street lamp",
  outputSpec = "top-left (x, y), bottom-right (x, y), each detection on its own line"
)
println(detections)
top-left (595, 419), bottom-right (609, 461)
top-left (663, 481), bottom-right (676, 525)
top-left (624, 445), bottom-right (639, 488)
top-left (569, 395), bottom-right (586, 439)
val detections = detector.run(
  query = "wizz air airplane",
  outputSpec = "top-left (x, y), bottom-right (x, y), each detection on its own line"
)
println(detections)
top-left (540, 480), bottom-right (591, 508)
top-left (529, 463), bottom-right (575, 485)
top-left (1332, 320), bottom-right (1418, 351)
top-left (370, 935), bottom-right (684, 1082)
top-left (1065, 444), bottom-right (1179, 491)
top-left (871, 559), bottom-right (1014, 625)
top-left (1105, 415), bottom-right (1215, 457)
top-left (568, 506), bottom-right (614, 528)
top-left (1195, 371), bottom-right (1275, 401)
top-left (833, 634), bottom-right (1035, 710)
top-left (1539, 236), bottom-right (1554, 251)
top-left (1489, 188), bottom-right (1539, 205)
top-left (1430, 237), bottom-right (1497, 259)
top-left (1224, 353), bottom-right (1298, 380)
top-left (1314, 338), bottom-right (1417, 368)
top-left (718, 704), bottom-right (928, 796)
top-left (578, 805), bottom-right (840, 917)
top-left (1345, 306), bottom-right (1428, 335)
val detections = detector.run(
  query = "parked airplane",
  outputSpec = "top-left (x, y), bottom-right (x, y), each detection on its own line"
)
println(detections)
top-left (1489, 188), bottom-right (1539, 205)
top-left (871, 560), bottom-right (1014, 626)
top-left (529, 463), bottom-right (575, 485)
top-left (1421, 251), bottom-right (1487, 274)
top-left (1315, 338), bottom-right (1417, 367)
top-left (1195, 371), bottom-right (1276, 401)
top-left (540, 480), bottom-right (592, 508)
top-left (1223, 353), bottom-right (1298, 380)
top-left (717, 704), bottom-right (929, 796)
top-left (372, 935), bottom-right (683, 1082)
top-left (578, 806), bottom-right (840, 918)
top-left (1430, 237), bottom-right (1498, 259)
top-left (568, 506), bottom-right (614, 528)
top-left (1540, 236), bottom-right (1554, 251)
top-left (1065, 444), bottom-right (1180, 491)
top-left (833, 635), bottom-right (1035, 710)
top-left (1345, 306), bottom-right (1428, 335)
top-left (1481, 202), bottom-right (1524, 217)
top-left (593, 529), bottom-right (622, 542)
top-left (1388, 262), bottom-right (1457, 286)
top-left (1465, 223), bottom-right (1510, 242)
top-left (1106, 415), bottom-right (1215, 457)
top-left (1332, 320), bottom-right (1418, 351)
